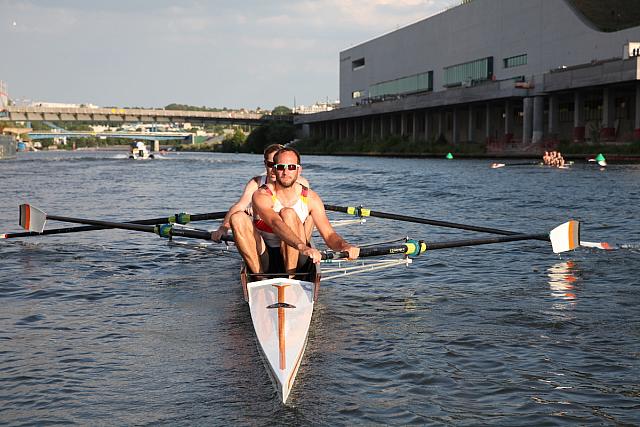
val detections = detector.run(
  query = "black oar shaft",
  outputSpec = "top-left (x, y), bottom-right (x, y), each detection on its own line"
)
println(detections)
top-left (42, 213), bottom-right (232, 242)
top-left (423, 233), bottom-right (548, 250)
top-left (47, 214), bottom-right (157, 233)
top-left (2, 211), bottom-right (226, 239)
top-left (324, 204), bottom-right (548, 242)
top-left (323, 233), bottom-right (549, 260)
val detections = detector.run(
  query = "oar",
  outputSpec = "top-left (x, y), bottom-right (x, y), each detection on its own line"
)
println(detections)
top-left (324, 204), bottom-right (614, 250)
top-left (17, 204), bottom-right (232, 242)
top-left (323, 220), bottom-right (580, 260)
top-left (2, 207), bottom-right (226, 239)
top-left (324, 204), bottom-right (549, 241)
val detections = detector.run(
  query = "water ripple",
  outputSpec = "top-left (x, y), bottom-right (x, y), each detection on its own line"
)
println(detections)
top-left (0, 151), bottom-right (639, 425)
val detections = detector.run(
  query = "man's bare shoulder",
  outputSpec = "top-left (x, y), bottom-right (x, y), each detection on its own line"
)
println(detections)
top-left (297, 176), bottom-right (310, 187)
top-left (246, 175), bottom-right (263, 187)
top-left (305, 188), bottom-right (324, 206)
top-left (253, 182), bottom-right (274, 197)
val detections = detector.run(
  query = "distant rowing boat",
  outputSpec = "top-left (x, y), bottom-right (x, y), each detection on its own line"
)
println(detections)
top-left (491, 161), bottom-right (573, 169)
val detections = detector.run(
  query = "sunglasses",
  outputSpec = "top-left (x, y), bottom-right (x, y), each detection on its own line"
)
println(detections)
top-left (273, 163), bottom-right (300, 171)
top-left (264, 160), bottom-right (275, 168)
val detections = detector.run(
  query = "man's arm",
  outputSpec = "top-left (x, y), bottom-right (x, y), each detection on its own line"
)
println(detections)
top-left (252, 188), bottom-right (309, 252)
top-left (211, 178), bottom-right (259, 242)
top-left (307, 190), bottom-right (359, 259)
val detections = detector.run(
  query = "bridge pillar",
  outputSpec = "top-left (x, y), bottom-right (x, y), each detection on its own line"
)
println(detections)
top-left (452, 108), bottom-right (458, 144)
top-left (424, 111), bottom-right (430, 141)
top-left (468, 106), bottom-right (474, 142)
top-left (635, 83), bottom-right (640, 139)
top-left (411, 112), bottom-right (417, 142)
top-left (153, 140), bottom-right (160, 152)
top-left (548, 95), bottom-right (559, 137)
top-left (574, 91), bottom-right (585, 143)
top-left (532, 96), bottom-right (544, 144)
top-left (522, 97), bottom-right (533, 145)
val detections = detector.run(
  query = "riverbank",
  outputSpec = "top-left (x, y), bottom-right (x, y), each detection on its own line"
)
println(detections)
top-left (290, 137), bottom-right (640, 161)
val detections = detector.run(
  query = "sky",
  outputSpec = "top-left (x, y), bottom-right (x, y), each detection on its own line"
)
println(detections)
top-left (1, 0), bottom-right (457, 110)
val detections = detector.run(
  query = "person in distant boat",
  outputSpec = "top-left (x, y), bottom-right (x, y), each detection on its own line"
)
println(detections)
top-left (543, 150), bottom-right (565, 168)
top-left (210, 144), bottom-right (312, 242)
top-left (231, 147), bottom-right (359, 277)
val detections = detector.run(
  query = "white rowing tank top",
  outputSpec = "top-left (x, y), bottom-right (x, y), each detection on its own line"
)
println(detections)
top-left (253, 184), bottom-right (309, 248)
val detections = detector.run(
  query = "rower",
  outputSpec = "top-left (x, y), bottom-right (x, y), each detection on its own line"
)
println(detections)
top-left (211, 144), bottom-right (312, 242)
top-left (231, 147), bottom-right (359, 277)
top-left (542, 151), bottom-right (550, 165)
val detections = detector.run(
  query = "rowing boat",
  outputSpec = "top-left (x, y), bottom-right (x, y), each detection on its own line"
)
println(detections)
top-left (240, 260), bottom-right (320, 404)
top-left (10, 203), bottom-right (601, 404)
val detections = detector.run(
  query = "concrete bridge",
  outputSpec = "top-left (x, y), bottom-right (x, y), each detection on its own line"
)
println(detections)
top-left (28, 130), bottom-right (195, 143)
top-left (0, 106), bottom-right (292, 126)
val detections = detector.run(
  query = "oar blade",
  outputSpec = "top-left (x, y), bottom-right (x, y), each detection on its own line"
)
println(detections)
top-left (549, 220), bottom-right (580, 253)
top-left (19, 204), bottom-right (47, 233)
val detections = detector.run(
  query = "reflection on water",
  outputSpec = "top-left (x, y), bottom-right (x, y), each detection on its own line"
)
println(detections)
top-left (547, 260), bottom-right (580, 306)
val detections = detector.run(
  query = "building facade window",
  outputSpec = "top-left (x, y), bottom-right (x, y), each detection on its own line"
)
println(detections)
top-left (444, 57), bottom-right (493, 87)
top-left (352, 58), bottom-right (365, 70)
top-left (504, 54), bottom-right (527, 68)
top-left (369, 71), bottom-right (433, 98)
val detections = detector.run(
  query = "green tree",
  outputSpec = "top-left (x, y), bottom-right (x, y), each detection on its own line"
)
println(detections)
top-left (220, 128), bottom-right (246, 152)
top-left (245, 121), bottom-right (296, 153)
top-left (272, 105), bottom-right (292, 115)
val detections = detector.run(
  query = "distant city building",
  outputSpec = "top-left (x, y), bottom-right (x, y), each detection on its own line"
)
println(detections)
top-left (293, 101), bottom-right (340, 115)
top-left (30, 102), bottom-right (100, 109)
top-left (296, 0), bottom-right (640, 148)
top-left (0, 80), bottom-right (8, 108)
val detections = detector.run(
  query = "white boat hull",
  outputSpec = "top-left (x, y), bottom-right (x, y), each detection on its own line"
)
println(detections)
top-left (242, 264), bottom-right (319, 403)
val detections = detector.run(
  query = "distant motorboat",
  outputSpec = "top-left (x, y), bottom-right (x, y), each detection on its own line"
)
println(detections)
top-left (129, 141), bottom-right (154, 160)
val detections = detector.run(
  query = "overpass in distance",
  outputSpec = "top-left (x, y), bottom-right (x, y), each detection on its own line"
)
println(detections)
top-left (28, 131), bottom-right (194, 142)
top-left (0, 106), bottom-right (293, 126)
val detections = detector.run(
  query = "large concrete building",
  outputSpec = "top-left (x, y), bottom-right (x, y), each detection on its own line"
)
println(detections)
top-left (295, 0), bottom-right (640, 151)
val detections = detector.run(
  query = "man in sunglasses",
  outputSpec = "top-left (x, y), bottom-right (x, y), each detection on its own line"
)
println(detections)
top-left (230, 147), bottom-right (359, 277)
top-left (211, 144), bottom-right (311, 242)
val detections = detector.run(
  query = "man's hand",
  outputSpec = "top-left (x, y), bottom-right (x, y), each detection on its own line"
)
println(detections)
top-left (342, 245), bottom-right (360, 260)
top-left (299, 245), bottom-right (322, 264)
top-left (211, 226), bottom-right (229, 243)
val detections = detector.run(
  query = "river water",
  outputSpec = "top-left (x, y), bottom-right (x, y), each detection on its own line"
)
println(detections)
top-left (1, 150), bottom-right (639, 426)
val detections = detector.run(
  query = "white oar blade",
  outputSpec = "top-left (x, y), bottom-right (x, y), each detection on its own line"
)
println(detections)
top-left (19, 204), bottom-right (47, 233)
top-left (549, 220), bottom-right (580, 253)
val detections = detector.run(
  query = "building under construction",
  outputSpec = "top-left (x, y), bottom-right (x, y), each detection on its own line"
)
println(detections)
top-left (295, 0), bottom-right (640, 152)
